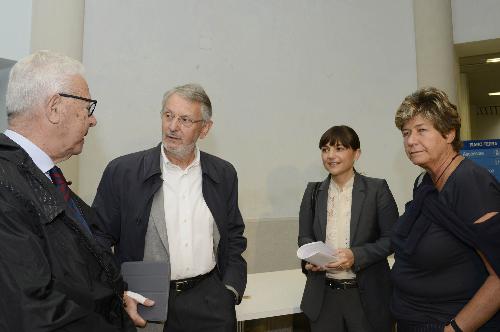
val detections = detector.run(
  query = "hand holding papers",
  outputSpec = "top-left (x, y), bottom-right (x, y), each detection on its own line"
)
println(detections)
top-left (297, 241), bottom-right (338, 268)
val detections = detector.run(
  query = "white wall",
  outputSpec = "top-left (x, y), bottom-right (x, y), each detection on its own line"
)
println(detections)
top-left (452, 0), bottom-right (500, 43)
top-left (81, 0), bottom-right (419, 218)
top-left (0, 0), bottom-right (32, 131)
top-left (0, 0), bottom-right (32, 61)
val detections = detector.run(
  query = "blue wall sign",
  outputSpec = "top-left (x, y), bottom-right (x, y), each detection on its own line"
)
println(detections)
top-left (460, 139), bottom-right (500, 181)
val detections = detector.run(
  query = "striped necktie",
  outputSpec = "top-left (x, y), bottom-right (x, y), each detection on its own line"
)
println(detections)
top-left (48, 166), bottom-right (92, 236)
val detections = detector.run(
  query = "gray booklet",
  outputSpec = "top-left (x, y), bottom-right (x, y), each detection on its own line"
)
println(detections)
top-left (121, 261), bottom-right (169, 322)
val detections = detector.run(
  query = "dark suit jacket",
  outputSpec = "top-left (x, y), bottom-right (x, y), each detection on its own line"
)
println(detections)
top-left (0, 134), bottom-right (134, 332)
top-left (298, 173), bottom-right (398, 331)
top-left (92, 144), bottom-right (247, 301)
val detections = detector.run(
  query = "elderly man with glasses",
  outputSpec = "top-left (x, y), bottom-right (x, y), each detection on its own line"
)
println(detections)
top-left (0, 50), bottom-right (136, 331)
top-left (92, 83), bottom-right (247, 332)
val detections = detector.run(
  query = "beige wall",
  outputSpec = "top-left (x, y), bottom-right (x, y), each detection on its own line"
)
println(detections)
top-left (470, 106), bottom-right (500, 140)
top-left (413, 0), bottom-right (457, 103)
top-left (243, 219), bottom-right (301, 273)
top-left (30, 0), bottom-right (85, 61)
top-left (30, 0), bottom-right (85, 191)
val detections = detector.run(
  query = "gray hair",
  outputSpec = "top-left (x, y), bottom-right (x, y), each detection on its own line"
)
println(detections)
top-left (5, 50), bottom-right (84, 120)
top-left (161, 83), bottom-right (212, 121)
top-left (395, 87), bottom-right (462, 152)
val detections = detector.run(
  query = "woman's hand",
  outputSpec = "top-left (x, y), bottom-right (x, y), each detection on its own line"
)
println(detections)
top-left (304, 262), bottom-right (325, 272)
top-left (325, 248), bottom-right (355, 270)
top-left (443, 324), bottom-right (454, 332)
top-left (305, 248), bottom-right (355, 272)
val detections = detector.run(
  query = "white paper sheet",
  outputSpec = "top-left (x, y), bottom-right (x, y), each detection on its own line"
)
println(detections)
top-left (297, 241), bottom-right (338, 267)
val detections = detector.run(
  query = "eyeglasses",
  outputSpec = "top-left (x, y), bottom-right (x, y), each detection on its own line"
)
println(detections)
top-left (58, 93), bottom-right (97, 116)
top-left (162, 111), bottom-right (204, 128)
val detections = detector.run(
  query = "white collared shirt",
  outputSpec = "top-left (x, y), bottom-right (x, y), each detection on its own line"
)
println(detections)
top-left (4, 129), bottom-right (54, 177)
top-left (326, 174), bottom-right (356, 279)
top-left (161, 145), bottom-right (216, 280)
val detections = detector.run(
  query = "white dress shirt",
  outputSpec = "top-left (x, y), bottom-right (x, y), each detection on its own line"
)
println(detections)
top-left (325, 174), bottom-right (356, 280)
top-left (161, 145), bottom-right (216, 280)
top-left (4, 129), bottom-right (54, 177)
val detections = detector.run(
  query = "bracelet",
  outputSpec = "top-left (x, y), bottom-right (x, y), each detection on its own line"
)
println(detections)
top-left (445, 318), bottom-right (463, 332)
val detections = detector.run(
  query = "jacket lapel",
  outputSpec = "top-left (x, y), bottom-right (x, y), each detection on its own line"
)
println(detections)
top-left (0, 134), bottom-right (65, 223)
top-left (316, 176), bottom-right (330, 241)
top-left (200, 152), bottom-right (223, 233)
top-left (350, 173), bottom-right (366, 244)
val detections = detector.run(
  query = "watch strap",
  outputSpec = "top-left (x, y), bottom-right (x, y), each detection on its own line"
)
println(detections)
top-left (446, 318), bottom-right (463, 332)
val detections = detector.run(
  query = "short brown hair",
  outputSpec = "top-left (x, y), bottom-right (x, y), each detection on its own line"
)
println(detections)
top-left (319, 125), bottom-right (360, 150)
top-left (395, 87), bottom-right (462, 151)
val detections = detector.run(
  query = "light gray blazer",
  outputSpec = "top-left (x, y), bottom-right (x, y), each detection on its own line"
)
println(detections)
top-left (142, 187), bottom-right (220, 327)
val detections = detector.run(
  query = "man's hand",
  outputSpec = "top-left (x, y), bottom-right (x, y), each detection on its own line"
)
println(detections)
top-left (123, 291), bottom-right (155, 327)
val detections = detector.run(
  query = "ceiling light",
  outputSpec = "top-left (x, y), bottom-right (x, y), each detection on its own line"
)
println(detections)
top-left (488, 92), bottom-right (500, 96)
top-left (486, 58), bottom-right (500, 63)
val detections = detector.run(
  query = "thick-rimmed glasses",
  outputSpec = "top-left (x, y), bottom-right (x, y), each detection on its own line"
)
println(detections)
top-left (162, 111), bottom-right (204, 128)
top-left (58, 93), bottom-right (97, 116)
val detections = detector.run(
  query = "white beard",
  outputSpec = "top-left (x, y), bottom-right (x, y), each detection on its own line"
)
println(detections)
top-left (164, 142), bottom-right (196, 160)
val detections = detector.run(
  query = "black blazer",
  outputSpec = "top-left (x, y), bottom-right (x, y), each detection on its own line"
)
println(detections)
top-left (0, 134), bottom-right (134, 332)
top-left (298, 173), bottom-right (398, 331)
top-left (92, 144), bottom-right (247, 301)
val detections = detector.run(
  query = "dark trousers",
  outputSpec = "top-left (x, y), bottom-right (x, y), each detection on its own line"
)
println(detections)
top-left (310, 287), bottom-right (373, 332)
top-left (163, 272), bottom-right (236, 332)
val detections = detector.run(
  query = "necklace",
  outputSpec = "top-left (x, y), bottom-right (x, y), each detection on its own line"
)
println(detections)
top-left (434, 153), bottom-right (460, 184)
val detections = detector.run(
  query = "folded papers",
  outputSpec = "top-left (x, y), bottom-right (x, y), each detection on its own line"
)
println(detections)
top-left (297, 241), bottom-right (338, 267)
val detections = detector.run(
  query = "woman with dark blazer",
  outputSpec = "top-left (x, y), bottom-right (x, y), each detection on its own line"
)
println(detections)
top-left (298, 125), bottom-right (398, 332)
